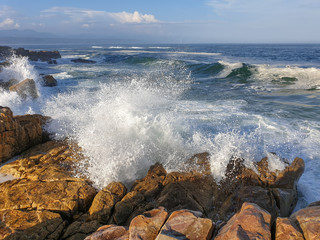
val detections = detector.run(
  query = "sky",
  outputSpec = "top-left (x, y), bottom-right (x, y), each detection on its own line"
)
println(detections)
top-left (0, 0), bottom-right (320, 43)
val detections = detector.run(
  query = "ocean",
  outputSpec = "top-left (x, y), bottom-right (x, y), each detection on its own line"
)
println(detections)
top-left (1, 43), bottom-right (320, 210)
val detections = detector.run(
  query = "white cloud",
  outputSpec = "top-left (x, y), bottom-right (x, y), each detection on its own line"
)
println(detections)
top-left (42, 7), bottom-right (158, 25)
top-left (108, 11), bottom-right (158, 23)
top-left (0, 5), bottom-right (16, 18)
top-left (0, 18), bottom-right (20, 29)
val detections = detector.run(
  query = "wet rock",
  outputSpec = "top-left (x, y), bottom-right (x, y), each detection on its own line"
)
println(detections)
top-left (0, 78), bottom-right (18, 90)
top-left (129, 207), bottom-right (168, 240)
top-left (0, 107), bottom-right (47, 163)
top-left (48, 60), bottom-right (57, 64)
top-left (156, 209), bottom-right (214, 240)
top-left (84, 225), bottom-right (129, 240)
top-left (275, 217), bottom-right (304, 240)
top-left (89, 182), bottom-right (127, 223)
top-left (9, 78), bottom-right (38, 99)
top-left (290, 201), bottom-right (320, 240)
top-left (14, 47), bottom-right (61, 61)
top-left (41, 74), bottom-right (57, 87)
top-left (0, 209), bottom-right (66, 240)
top-left (71, 58), bottom-right (96, 64)
top-left (215, 202), bottom-right (271, 240)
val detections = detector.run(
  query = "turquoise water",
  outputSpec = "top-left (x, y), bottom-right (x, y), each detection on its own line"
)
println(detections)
top-left (1, 44), bottom-right (320, 209)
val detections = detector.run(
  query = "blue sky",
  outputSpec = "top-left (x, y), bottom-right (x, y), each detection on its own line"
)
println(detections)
top-left (0, 0), bottom-right (320, 43)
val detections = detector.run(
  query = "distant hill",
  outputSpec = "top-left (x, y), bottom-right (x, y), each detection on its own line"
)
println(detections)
top-left (0, 29), bottom-right (57, 38)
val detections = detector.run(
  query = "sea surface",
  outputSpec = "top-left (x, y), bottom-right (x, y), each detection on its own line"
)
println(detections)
top-left (1, 43), bottom-right (320, 210)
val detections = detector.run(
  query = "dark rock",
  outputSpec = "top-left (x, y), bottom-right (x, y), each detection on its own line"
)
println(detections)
top-left (41, 74), bottom-right (57, 87)
top-left (14, 47), bottom-right (61, 61)
top-left (71, 58), bottom-right (96, 64)
top-left (48, 60), bottom-right (57, 64)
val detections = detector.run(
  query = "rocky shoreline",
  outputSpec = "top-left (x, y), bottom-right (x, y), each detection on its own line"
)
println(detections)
top-left (0, 107), bottom-right (319, 240)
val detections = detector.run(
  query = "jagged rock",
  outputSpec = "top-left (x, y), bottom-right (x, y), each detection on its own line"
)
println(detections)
top-left (41, 75), bottom-right (57, 87)
top-left (156, 209), bottom-right (214, 240)
top-left (9, 78), bottom-right (38, 99)
top-left (215, 202), bottom-right (271, 240)
top-left (71, 58), bottom-right (96, 64)
top-left (129, 207), bottom-right (168, 240)
top-left (0, 209), bottom-right (66, 240)
top-left (276, 217), bottom-right (304, 240)
top-left (48, 60), bottom-right (57, 64)
top-left (272, 188), bottom-right (297, 217)
top-left (89, 182), bottom-right (127, 223)
top-left (0, 107), bottom-right (47, 162)
top-left (290, 201), bottom-right (320, 240)
top-left (85, 225), bottom-right (129, 240)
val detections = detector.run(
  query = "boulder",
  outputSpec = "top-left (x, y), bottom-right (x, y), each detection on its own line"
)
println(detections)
top-left (290, 201), bottom-right (320, 240)
top-left (0, 209), bottom-right (66, 240)
top-left (71, 58), bottom-right (96, 64)
top-left (84, 225), bottom-right (129, 240)
top-left (129, 207), bottom-right (168, 240)
top-left (0, 107), bottom-right (47, 163)
top-left (156, 209), bottom-right (214, 240)
top-left (9, 78), bottom-right (38, 99)
top-left (275, 217), bottom-right (304, 240)
top-left (89, 182), bottom-right (127, 223)
top-left (215, 202), bottom-right (272, 240)
top-left (41, 75), bottom-right (57, 87)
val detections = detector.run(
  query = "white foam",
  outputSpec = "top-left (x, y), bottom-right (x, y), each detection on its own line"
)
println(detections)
top-left (217, 61), bottom-right (243, 78)
top-left (92, 46), bottom-right (104, 49)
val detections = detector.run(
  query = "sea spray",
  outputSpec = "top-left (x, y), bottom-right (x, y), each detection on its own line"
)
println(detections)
top-left (0, 55), bottom-right (41, 114)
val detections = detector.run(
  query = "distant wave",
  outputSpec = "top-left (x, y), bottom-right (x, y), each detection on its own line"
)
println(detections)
top-left (92, 46), bottom-right (104, 49)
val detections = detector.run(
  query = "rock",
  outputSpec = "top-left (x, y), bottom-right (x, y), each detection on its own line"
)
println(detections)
top-left (9, 78), bottom-right (38, 99)
top-left (0, 178), bottom-right (96, 218)
top-left (0, 46), bottom-right (12, 58)
top-left (0, 107), bottom-right (47, 163)
top-left (85, 225), bottom-right (129, 240)
top-left (129, 207), bottom-right (168, 240)
top-left (215, 202), bottom-right (271, 240)
top-left (275, 217), bottom-right (304, 240)
top-left (62, 217), bottom-right (102, 240)
top-left (0, 209), bottom-right (66, 240)
top-left (89, 182), bottom-right (127, 223)
top-left (41, 75), bottom-right (57, 87)
top-left (48, 60), bottom-right (57, 64)
top-left (71, 58), bottom-right (96, 64)
top-left (0, 78), bottom-right (19, 90)
top-left (272, 188), bottom-right (297, 217)
top-left (14, 47), bottom-right (61, 61)
top-left (156, 209), bottom-right (214, 240)
top-left (290, 202), bottom-right (320, 240)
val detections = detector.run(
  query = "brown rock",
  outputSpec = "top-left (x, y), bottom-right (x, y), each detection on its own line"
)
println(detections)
top-left (0, 107), bottom-right (47, 163)
top-left (0, 209), bottom-right (65, 240)
top-left (85, 225), bottom-right (129, 240)
top-left (41, 75), bottom-right (57, 87)
top-left (9, 78), bottom-right (38, 99)
top-left (129, 207), bottom-right (168, 240)
top-left (89, 182), bottom-right (127, 223)
top-left (272, 188), bottom-right (297, 217)
top-left (215, 202), bottom-right (271, 240)
top-left (290, 203), bottom-right (320, 240)
top-left (62, 218), bottom-right (102, 240)
top-left (14, 48), bottom-right (61, 61)
top-left (275, 217), bottom-right (304, 240)
top-left (156, 209), bottom-right (214, 240)
top-left (0, 79), bottom-right (18, 90)
top-left (0, 178), bottom-right (96, 217)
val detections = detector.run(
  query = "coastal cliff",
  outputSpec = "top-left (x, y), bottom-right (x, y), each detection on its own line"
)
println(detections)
top-left (0, 107), bottom-right (318, 239)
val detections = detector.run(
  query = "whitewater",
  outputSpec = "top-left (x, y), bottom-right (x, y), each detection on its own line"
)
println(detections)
top-left (1, 44), bottom-right (320, 211)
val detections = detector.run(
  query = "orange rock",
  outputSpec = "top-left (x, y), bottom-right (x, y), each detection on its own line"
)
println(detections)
top-left (215, 202), bottom-right (271, 240)
top-left (275, 217), bottom-right (304, 240)
top-left (290, 203), bottom-right (320, 240)
top-left (129, 207), bottom-right (168, 240)
top-left (85, 225), bottom-right (129, 240)
top-left (156, 209), bottom-right (214, 240)
top-left (89, 182), bottom-right (127, 223)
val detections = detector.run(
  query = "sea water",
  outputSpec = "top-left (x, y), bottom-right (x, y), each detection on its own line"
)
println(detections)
top-left (1, 43), bottom-right (320, 210)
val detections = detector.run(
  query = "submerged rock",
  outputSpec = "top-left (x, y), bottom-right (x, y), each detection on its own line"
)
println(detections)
top-left (71, 58), bottom-right (96, 64)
